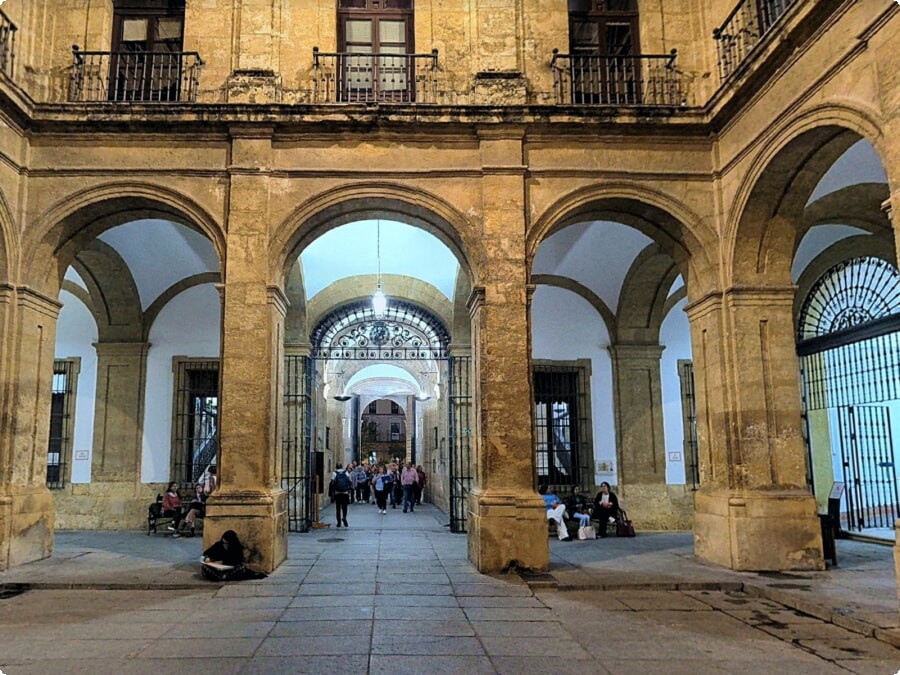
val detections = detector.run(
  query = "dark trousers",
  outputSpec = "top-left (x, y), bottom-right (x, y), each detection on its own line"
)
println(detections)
top-left (374, 488), bottom-right (388, 511)
top-left (163, 508), bottom-right (183, 529)
top-left (334, 493), bottom-right (349, 525)
top-left (402, 484), bottom-right (415, 512)
top-left (414, 483), bottom-right (422, 505)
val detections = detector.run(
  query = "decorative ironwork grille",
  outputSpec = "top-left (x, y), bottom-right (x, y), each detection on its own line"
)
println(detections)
top-left (313, 49), bottom-right (439, 104)
top-left (283, 354), bottom-right (312, 532)
top-left (310, 299), bottom-right (450, 360)
top-left (448, 355), bottom-right (473, 533)
top-left (533, 364), bottom-right (590, 489)
top-left (172, 360), bottom-right (219, 484)
top-left (713, 0), bottom-right (799, 82)
top-left (836, 405), bottom-right (899, 531)
top-left (0, 9), bottom-right (17, 80)
top-left (551, 50), bottom-right (682, 106)
top-left (47, 359), bottom-right (77, 489)
top-left (678, 360), bottom-right (700, 491)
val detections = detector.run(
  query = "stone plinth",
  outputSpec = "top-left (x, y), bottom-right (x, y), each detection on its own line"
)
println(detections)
top-left (467, 489), bottom-right (549, 572)
top-left (203, 489), bottom-right (287, 573)
top-left (618, 483), bottom-right (694, 530)
top-left (0, 486), bottom-right (54, 570)
top-left (694, 488), bottom-right (824, 571)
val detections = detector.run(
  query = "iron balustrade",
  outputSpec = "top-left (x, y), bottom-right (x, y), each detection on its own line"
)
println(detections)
top-left (70, 46), bottom-right (203, 102)
top-left (551, 49), bottom-right (682, 106)
top-left (713, 0), bottom-right (799, 82)
top-left (313, 47), bottom-right (439, 103)
top-left (0, 9), bottom-right (17, 80)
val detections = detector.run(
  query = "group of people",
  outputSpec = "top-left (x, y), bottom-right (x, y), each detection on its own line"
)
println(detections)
top-left (541, 481), bottom-right (620, 541)
top-left (329, 460), bottom-right (428, 527)
top-left (160, 466), bottom-right (218, 538)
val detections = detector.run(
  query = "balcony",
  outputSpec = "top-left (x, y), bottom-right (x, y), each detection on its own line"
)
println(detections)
top-left (550, 50), bottom-right (683, 107)
top-left (713, 0), bottom-right (800, 82)
top-left (0, 9), bottom-right (17, 80)
top-left (312, 48), bottom-right (439, 104)
top-left (69, 47), bottom-right (204, 103)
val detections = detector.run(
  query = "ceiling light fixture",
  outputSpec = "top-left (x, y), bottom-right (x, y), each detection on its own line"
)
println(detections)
top-left (372, 218), bottom-right (387, 316)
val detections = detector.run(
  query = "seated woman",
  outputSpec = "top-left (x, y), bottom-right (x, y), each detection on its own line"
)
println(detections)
top-left (591, 481), bottom-right (620, 538)
top-left (180, 483), bottom-right (207, 536)
top-left (201, 530), bottom-right (266, 582)
top-left (162, 481), bottom-right (184, 536)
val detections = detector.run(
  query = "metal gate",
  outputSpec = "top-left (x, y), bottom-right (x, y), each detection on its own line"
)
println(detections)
top-left (283, 354), bottom-right (312, 532)
top-left (836, 405), bottom-right (900, 531)
top-left (448, 355), bottom-right (473, 533)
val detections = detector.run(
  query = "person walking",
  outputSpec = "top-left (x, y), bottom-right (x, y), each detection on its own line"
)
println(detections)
top-left (401, 460), bottom-right (419, 513)
top-left (415, 465), bottom-right (427, 505)
top-left (330, 463), bottom-right (352, 528)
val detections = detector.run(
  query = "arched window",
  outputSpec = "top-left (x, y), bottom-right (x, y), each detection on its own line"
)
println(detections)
top-left (798, 257), bottom-right (900, 342)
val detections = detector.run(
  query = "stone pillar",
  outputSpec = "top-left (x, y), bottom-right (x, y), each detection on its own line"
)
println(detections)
top-left (472, 0), bottom-right (528, 103)
top-left (203, 130), bottom-right (287, 573)
top-left (225, 0), bottom-right (283, 102)
top-left (608, 343), bottom-right (675, 528)
top-left (467, 129), bottom-right (547, 573)
top-left (0, 286), bottom-right (60, 570)
top-left (687, 287), bottom-right (824, 571)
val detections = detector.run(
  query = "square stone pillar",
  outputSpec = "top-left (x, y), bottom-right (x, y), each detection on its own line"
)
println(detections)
top-left (467, 128), bottom-right (548, 573)
top-left (0, 286), bottom-right (60, 570)
top-left (686, 287), bottom-right (824, 571)
top-left (203, 131), bottom-right (287, 573)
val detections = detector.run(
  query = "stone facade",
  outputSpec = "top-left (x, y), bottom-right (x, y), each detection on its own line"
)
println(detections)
top-left (0, 0), bottom-right (897, 589)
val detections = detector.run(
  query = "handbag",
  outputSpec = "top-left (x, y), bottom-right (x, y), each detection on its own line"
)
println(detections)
top-left (578, 525), bottom-right (596, 540)
top-left (616, 510), bottom-right (636, 538)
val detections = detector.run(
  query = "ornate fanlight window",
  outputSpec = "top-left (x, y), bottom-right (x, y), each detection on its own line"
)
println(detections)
top-left (311, 299), bottom-right (450, 360)
top-left (798, 256), bottom-right (900, 342)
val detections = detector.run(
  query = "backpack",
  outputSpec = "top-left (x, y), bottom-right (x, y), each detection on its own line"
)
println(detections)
top-left (333, 471), bottom-right (351, 493)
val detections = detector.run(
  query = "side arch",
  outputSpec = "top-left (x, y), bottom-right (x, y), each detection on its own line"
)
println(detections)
top-left (531, 273), bottom-right (617, 342)
top-left (528, 183), bottom-right (716, 295)
top-left (269, 183), bottom-right (480, 288)
top-left (0, 186), bottom-right (18, 283)
top-left (22, 182), bottom-right (226, 296)
top-left (726, 102), bottom-right (889, 286)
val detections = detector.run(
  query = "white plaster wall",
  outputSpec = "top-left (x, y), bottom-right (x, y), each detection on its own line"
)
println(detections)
top-left (531, 285), bottom-right (616, 486)
top-left (660, 298), bottom-right (692, 484)
top-left (142, 284), bottom-right (221, 483)
top-left (55, 290), bottom-right (99, 483)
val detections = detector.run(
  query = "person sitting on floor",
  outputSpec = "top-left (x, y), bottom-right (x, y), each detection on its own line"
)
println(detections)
top-left (540, 485), bottom-right (572, 541)
top-left (201, 530), bottom-right (267, 582)
top-left (591, 481), bottom-right (620, 538)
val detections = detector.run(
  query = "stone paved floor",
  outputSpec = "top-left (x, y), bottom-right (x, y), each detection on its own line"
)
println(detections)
top-left (0, 502), bottom-right (898, 673)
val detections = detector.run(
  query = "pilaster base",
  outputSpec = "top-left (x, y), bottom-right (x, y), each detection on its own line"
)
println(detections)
top-left (0, 486), bottom-right (54, 571)
top-left (617, 482), bottom-right (694, 530)
top-left (694, 488), bottom-right (824, 571)
top-left (203, 489), bottom-right (287, 573)
top-left (473, 72), bottom-right (528, 105)
top-left (467, 489), bottom-right (548, 573)
top-left (226, 70), bottom-right (282, 104)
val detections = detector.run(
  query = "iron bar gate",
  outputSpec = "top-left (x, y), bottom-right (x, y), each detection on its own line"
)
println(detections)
top-left (448, 355), bottom-right (473, 533)
top-left (836, 405), bottom-right (900, 530)
top-left (283, 354), bottom-right (312, 532)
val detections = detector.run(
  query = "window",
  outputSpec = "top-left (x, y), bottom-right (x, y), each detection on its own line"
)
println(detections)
top-left (47, 359), bottom-right (79, 488)
top-left (390, 400), bottom-right (401, 415)
top-left (567, 0), bottom-right (641, 104)
top-left (368, 401), bottom-right (378, 414)
top-left (172, 358), bottom-right (218, 484)
top-left (533, 361), bottom-right (592, 488)
top-left (110, 0), bottom-right (186, 101)
top-left (390, 421), bottom-right (401, 441)
top-left (337, 0), bottom-right (415, 102)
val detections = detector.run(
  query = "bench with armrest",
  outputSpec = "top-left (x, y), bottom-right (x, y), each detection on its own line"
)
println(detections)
top-left (147, 484), bottom-right (206, 536)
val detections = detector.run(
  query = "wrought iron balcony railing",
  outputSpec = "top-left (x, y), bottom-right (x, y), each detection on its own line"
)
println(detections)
top-left (551, 49), bottom-right (682, 107)
top-left (313, 47), bottom-right (439, 104)
top-left (0, 9), bottom-right (18, 80)
top-left (713, 0), bottom-right (799, 82)
top-left (69, 46), bottom-right (203, 102)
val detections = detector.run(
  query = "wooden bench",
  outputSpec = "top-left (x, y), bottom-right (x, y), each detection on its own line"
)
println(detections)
top-left (147, 492), bottom-right (205, 536)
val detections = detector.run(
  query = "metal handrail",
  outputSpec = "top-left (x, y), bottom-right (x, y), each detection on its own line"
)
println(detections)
top-left (0, 9), bottom-right (18, 80)
top-left (713, 0), bottom-right (799, 82)
top-left (550, 49), bottom-right (682, 106)
top-left (312, 47), bottom-right (439, 104)
top-left (69, 46), bottom-right (204, 102)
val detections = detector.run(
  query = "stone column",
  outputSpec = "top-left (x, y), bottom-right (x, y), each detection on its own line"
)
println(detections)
top-left (0, 286), bottom-right (60, 570)
top-left (467, 129), bottom-right (547, 573)
top-left (608, 343), bottom-right (676, 528)
top-left (203, 130), bottom-right (287, 573)
top-left (687, 287), bottom-right (824, 571)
